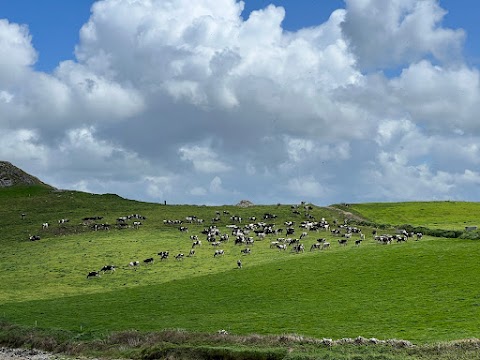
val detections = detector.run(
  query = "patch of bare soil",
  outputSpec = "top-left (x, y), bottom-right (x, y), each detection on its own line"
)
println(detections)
top-left (325, 206), bottom-right (368, 223)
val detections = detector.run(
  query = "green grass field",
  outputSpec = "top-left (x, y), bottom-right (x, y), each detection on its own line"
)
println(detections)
top-left (336, 201), bottom-right (480, 230)
top-left (1, 186), bottom-right (480, 358)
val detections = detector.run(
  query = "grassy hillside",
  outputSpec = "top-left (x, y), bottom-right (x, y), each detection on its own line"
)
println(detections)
top-left (334, 201), bottom-right (480, 230)
top-left (1, 186), bottom-right (480, 356)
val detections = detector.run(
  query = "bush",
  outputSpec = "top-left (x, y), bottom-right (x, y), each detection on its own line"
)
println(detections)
top-left (140, 344), bottom-right (287, 360)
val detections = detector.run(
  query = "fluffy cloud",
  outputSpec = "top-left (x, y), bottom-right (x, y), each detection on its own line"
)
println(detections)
top-left (341, 0), bottom-right (465, 70)
top-left (179, 144), bottom-right (232, 173)
top-left (0, 20), bottom-right (37, 83)
top-left (1, 0), bottom-right (480, 205)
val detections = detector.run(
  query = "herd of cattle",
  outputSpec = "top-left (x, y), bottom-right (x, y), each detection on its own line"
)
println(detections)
top-left (27, 205), bottom-right (424, 280)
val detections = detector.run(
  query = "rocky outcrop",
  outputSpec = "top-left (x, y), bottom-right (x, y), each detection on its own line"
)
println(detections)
top-left (236, 200), bottom-right (254, 207)
top-left (0, 161), bottom-right (53, 188)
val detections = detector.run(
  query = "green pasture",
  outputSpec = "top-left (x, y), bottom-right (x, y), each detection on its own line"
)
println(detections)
top-left (337, 201), bottom-right (480, 230)
top-left (1, 186), bottom-right (480, 349)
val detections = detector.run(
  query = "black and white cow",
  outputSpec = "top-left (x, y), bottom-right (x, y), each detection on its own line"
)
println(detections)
top-left (292, 243), bottom-right (305, 253)
top-left (276, 244), bottom-right (287, 251)
top-left (192, 240), bottom-right (202, 248)
top-left (143, 257), bottom-right (154, 265)
top-left (214, 249), bottom-right (225, 257)
top-left (29, 235), bottom-right (41, 241)
top-left (100, 265), bottom-right (116, 273)
top-left (158, 251), bottom-right (169, 260)
top-left (87, 271), bottom-right (100, 279)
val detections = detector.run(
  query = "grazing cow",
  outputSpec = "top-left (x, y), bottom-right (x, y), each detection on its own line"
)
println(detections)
top-left (158, 251), bottom-right (169, 260)
top-left (175, 253), bottom-right (184, 260)
top-left (416, 232), bottom-right (423, 241)
top-left (100, 265), bottom-right (115, 273)
top-left (338, 239), bottom-right (348, 246)
top-left (237, 259), bottom-right (242, 269)
top-left (58, 218), bottom-right (69, 224)
top-left (219, 234), bottom-right (229, 242)
top-left (300, 231), bottom-right (308, 239)
top-left (133, 221), bottom-right (142, 229)
top-left (241, 248), bottom-right (251, 255)
top-left (87, 271), bottom-right (100, 279)
top-left (214, 249), bottom-right (225, 257)
top-left (129, 261), bottom-right (140, 268)
top-left (188, 249), bottom-right (195, 257)
top-left (375, 235), bottom-right (392, 245)
top-left (29, 235), bottom-right (41, 241)
top-left (190, 235), bottom-right (199, 241)
top-left (310, 243), bottom-right (323, 251)
top-left (276, 244), bottom-right (287, 251)
top-left (143, 257), bottom-right (154, 265)
top-left (192, 240), bottom-right (202, 248)
top-left (292, 243), bottom-right (305, 253)
top-left (179, 226), bottom-right (188, 232)
top-left (322, 242), bottom-right (331, 250)
top-left (42, 222), bottom-right (49, 229)
top-left (234, 237), bottom-right (245, 245)
top-left (355, 239), bottom-right (362, 246)
top-left (257, 232), bottom-right (266, 240)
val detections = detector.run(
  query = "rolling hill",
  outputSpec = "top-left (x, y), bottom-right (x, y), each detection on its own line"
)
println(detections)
top-left (1, 163), bottom-right (480, 359)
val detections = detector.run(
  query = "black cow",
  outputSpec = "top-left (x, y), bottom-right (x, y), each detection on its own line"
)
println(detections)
top-left (100, 265), bottom-right (115, 272)
top-left (87, 271), bottom-right (100, 279)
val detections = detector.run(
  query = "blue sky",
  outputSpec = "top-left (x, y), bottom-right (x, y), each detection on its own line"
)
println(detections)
top-left (1, 0), bottom-right (480, 205)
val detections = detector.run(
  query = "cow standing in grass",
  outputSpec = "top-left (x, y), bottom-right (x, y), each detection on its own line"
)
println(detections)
top-left (214, 249), bottom-right (225, 257)
top-left (87, 271), bottom-right (100, 279)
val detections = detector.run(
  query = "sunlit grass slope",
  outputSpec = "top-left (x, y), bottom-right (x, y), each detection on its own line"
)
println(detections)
top-left (336, 201), bottom-right (480, 230)
top-left (1, 187), bottom-right (480, 344)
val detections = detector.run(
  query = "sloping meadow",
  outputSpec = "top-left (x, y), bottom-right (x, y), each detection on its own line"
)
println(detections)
top-left (1, 188), bottom-right (479, 347)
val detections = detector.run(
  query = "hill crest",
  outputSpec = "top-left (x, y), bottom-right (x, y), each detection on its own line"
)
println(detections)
top-left (0, 161), bottom-right (53, 188)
